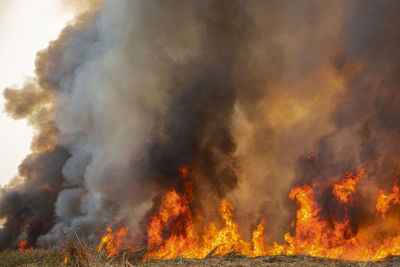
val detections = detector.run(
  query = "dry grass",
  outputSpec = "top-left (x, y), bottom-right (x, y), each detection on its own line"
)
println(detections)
top-left (1, 251), bottom-right (400, 267)
top-left (2, 240), bottom-right (400, 267)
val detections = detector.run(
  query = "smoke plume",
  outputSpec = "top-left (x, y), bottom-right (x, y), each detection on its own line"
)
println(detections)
top-left (2, 0), bottom-right (400, 252)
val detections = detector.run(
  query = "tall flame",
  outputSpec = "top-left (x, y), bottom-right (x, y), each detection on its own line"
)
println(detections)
top-left (145, 166), bottom-right (274, 259)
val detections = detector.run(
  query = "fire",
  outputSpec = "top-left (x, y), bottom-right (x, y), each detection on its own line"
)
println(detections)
top-left (97, 225), bottom-right (130, 258)
top-left (332, 168), bottom-right (364, 203)
top-left (376, 180), bottom-right (400, 219)
top-left (146, 188), bottom-right (193, 252)
top-left (146, 196), bottom-right (267, 259)
top-left (283, 171), bottom-right (362, 259)
top-left (145, 165), bottom-right (196, 259)
top-left (97, 166), bottom-right (400, 261)
top-left (199, 200), bottom-right (269, 258)
top-left (17, 240), bottom-right (33, 251)
top-left (281, 168), bottom-right (400, 260)
top-left (145, 165), bottom-right (271, 259)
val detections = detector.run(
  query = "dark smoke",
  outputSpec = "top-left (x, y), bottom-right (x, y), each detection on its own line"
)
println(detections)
top-left (147, 0), bottom-right (254, 223)
top-left (0, 147), bottom-right (69, 249)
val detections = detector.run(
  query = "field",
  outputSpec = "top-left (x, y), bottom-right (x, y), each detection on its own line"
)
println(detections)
top-left (2, 249), bottom-right (400, 267)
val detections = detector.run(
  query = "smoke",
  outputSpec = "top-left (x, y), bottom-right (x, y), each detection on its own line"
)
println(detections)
top-left (1, 0), bottom-right (400, 250)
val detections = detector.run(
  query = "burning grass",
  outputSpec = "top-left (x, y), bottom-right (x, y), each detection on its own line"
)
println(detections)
top-left (11, 167), bottom-right (400, 266)
top-left (2, 247), bottom-right (400, 267)
top-left (91, 167), bottom-right (400, 261)
top-left (3, 236), bottom-right (400, 267)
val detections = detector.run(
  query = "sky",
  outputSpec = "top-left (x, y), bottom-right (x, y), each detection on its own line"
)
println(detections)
top-left (0, 0), bottom-right (72, 185)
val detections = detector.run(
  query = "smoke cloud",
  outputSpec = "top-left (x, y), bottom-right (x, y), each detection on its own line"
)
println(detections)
top-left (1, 0), bottom-right (400, 251)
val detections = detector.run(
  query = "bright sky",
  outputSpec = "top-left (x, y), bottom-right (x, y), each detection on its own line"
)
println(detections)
top-left (0, 0), bottom-right (73, 185)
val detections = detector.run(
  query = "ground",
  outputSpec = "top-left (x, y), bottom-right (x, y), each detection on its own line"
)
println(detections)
top-left (1, 251), bottom-right (400, 267)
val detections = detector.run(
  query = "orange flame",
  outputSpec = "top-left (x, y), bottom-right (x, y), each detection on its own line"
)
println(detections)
top-left (376, 180), bottom-right (400, 219)
top-left (332, 168), bottom-right (365, 203)
top-left (146, 196), bottom-right (268, 259)
top-left (17, 240), bottom-right (33, 251)
top-left (97, 226), bottom-right (130, 257)
top-left (97, 166), bottom-right (400, 261)
top-left (281, 168), bottom-right (400, 260)
top-left (145, 165), bottom-right (269, 259)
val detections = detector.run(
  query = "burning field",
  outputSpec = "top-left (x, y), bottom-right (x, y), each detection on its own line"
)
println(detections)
top-left (2, 0), bottom-right (400, 265)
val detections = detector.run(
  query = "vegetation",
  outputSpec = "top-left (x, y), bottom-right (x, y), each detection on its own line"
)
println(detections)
top-left (1, 240), bottom-right (399, 267)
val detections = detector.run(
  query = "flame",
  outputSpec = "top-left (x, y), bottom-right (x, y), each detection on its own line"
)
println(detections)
top-left (97, 225), bottom-right (130, 258)
top-left (146, 165), bottom-right (196, 259)
top-left (17, 240), bottom-right (33, 251)
top-left (146, 196), bottom-right (268, 259)
top-left (281, 168), bottom-right (400, 260)
top-left (376, 180), bottom-right (400, 219)
top-left (283, 174), bottom-right (360, 259)
top-left (97, 166), bottom-right (400, 261)
top-left (145, 165), bottom-right (270, 259)
top-left (332, 168), bottom-right (364, 203)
